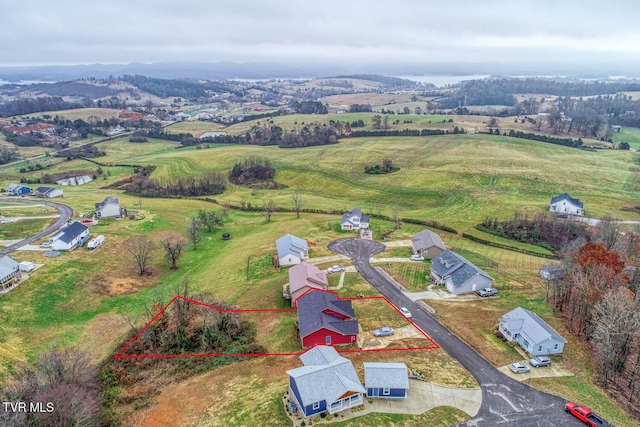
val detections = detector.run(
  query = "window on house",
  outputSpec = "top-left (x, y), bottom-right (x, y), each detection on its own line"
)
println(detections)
top-left (538, 345), bottom-right (542, 352)
top-left (523, 339), bottom-right (529, 348)
top-left (383, 388), bottom-right (390, 395)
top-left (288, 257), bottom-right (291, 263)
top-left (313, 402), bottom-right (320, 410)
top-left (326, 336), bottom-right (331, 345)
top-left (554, 343), bottom-right (558, 350)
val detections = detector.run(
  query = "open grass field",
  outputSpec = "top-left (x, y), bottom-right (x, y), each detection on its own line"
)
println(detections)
top-left (321, 92), bottom-right (418, 107)
top-left (17, 108), bottom-right (122, 122)
top-left (611, 125), bottom-right (640, 150)
top-left (164, 120), bottom-right (227, 137)
top-left (1, 127), bottom-right (639, 425)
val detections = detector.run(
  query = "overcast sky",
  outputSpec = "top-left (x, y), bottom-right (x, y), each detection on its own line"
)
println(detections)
top-left (2, 0), bottom-right (639, 72)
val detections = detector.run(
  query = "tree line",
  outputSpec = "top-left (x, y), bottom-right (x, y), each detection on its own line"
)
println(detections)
top-left (0, 96), bottom-right (83, 117)
top-left (125, 172), bottom-right (226, 198)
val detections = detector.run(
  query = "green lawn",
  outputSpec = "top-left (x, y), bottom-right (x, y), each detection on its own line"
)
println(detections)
top-left (611, 126), bottom-right (640, 150)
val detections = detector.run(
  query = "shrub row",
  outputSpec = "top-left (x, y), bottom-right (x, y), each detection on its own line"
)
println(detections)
top-left (462, 232), bottom-right (559, 259)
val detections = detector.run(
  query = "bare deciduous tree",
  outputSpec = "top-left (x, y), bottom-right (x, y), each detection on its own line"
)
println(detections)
top-left (187, 215), bottom-right (202, 250)
top-left (124, 235), bottom-right (155, 275)
top-left (160, 233), bottom-right (186, 270)
top-left (197, 209), bottom-right (223, 232)
top-left (291, 191), bottom-right (306, 219)
top-left (598, 215), bottom-right (621, 251)
top-left (263, 197), bottom-right (277, 222)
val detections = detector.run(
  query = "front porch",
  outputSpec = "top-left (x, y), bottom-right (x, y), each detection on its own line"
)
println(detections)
top-left (329, 393), bottom-right (363, 414)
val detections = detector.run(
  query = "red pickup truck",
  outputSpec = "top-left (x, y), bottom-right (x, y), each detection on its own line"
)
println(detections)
top-left (565, 402), bottom-right (606, 426)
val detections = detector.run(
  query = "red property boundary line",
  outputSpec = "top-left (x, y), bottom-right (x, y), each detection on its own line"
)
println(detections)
top-left (114, 293), bottom-right (439, 359)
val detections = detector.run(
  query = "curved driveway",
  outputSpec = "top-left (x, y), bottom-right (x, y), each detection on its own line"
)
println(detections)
top-left (328, 238), bottom-right (586, 427)
top-left (0, 198), bottom-right (73, 256)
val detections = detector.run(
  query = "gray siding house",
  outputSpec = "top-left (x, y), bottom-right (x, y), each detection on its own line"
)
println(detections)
top-left (499, 307), bottom-right (567, 356)
top-left (341, 208), bottom-right (369, 231)
top-left (276, 234), bottom-right (309, 267)
top-left (95, 197), bottom-right (121, 218)
top-left (364, 362), bottom-right (409, 398)
top-left (411, 229), bottom-right (446, 259)
top-left (430, 250), bottom-right (493, 294)
top-left (49, 221), bottom-right (90, 251)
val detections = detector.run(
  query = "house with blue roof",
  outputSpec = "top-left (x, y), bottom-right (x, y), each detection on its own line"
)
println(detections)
top-left (364, 362), bottom-right (409, 398)
top-left (276, 233), bottom-right (309, 267)
top-left (549, 193), bottom-right (584, 216)
top-left (430, 250), bottom-right (493, 294)
top-left (287, 346), bottom-right (365, 417)
top-left (499, 307), bottom-right (567, 356)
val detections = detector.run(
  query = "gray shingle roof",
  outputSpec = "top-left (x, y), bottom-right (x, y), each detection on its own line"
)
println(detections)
top-left (35, 186), bottom-right (54, 195)
top-left (0, 266), bottom-right (17, 282)
top-left (276, 233), bottom-right (308, 260)
top-left (0, 256), bottom-right (19, 270)
top-left (297, 290), bottom-right (359, 338)
top-left (500, 307), bottom-right (567, 345)
top-left (431, 250), bottom-right (492, 287)
top-left (56, 221), bottom-right (89, 244)
top-left (550, 193), bottom-right (584, 209)
top-left (287, 346), bottom-right (365, 408)
top-left (412, 229), bottom-right (446, 252)
top-left (341, 208), bottom-right (362, 225)
top-left (95, 196), bottom-right (119, 211)
top-left (363, 362), bottom-right (409, 389)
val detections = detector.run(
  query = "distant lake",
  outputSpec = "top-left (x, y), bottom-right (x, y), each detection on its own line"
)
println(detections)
top-left (399, 74), bottom-right (491, 87)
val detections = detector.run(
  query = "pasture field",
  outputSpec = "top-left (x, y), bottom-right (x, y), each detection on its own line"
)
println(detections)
top-left (17, 108), bottom-right (122, 122)
top-left (1, 128), bottom-right (639, 425)
top-left (322, 92), bottom-right (418, 107)
top-left (164, 120), bottom-right (227, 137)
top-left (611, 125), bottom-right (640, 150)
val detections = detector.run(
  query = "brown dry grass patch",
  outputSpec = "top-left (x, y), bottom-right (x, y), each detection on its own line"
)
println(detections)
top-left (91, 266), bottom-right (160, 296)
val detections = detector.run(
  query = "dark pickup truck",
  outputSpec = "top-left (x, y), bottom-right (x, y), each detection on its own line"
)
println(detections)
top-left (565, 402), bottom-right (608, 426)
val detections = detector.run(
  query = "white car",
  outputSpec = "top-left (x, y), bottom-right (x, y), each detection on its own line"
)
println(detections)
top-left (409, 255), bottom-right (424, 261)
top-left (327, 265), bottom-right (345, 273)
top-left (400, 307), bottom-right (412, 318)
top-left (509, 362), bottom-right (531, 374)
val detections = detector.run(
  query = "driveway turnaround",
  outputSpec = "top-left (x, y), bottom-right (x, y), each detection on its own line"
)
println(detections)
top-left (0, 198), bottom-right (73, 257)
top-left (328, 238), bottom-right (587, 427)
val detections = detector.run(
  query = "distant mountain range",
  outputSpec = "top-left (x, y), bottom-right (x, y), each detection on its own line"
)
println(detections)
top-left (1, 61), bottom-right (638, 82)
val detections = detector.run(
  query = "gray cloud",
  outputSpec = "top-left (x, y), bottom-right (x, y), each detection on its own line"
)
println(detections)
top-left (2, 0), bottom-right (639, 71)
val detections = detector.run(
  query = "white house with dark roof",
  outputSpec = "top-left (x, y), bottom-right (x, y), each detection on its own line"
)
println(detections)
top-left (498, 307), bottom-right (567, 356)
top-left (341, 208), bottom-right (369, 231)
top-left (95, 197), bottom-right (121, 218)
top-left (287, 346), bottom-right (365, 417)
top-left (34, 186), bottom-right (63, 198)
top-left (276, 234), bottom-right (309, 267)
top-left (549, 193), bottom-right (584, 216)
top-left (411, 229), bottom-right (446, 259)
top-left (49, 221), bottom-right (90, 251)
top-left (364, 362), bottom-right (409, 398)
top-left (0, 256), bottom-right (21, 292)
top-left (430, 250), bottom-right (493, 294)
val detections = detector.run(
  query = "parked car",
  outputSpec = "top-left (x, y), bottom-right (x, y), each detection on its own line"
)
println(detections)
top-left (409, 254), bottom-right (424, 261)
top-left (565, 402), bottom-right (607, 427)
top-left (477, 287), bottom-right (498, 297)
top-left (327, 265), bottom-right (345, 273)
top-left (373, 327), bottom-right (394, 337)
top-left (529, 356), bottom-right (551, 368)
top-left (509, 362), bottom-right (531, 374)
top-left (222, 233), bottom-right (231, 240)
top-left (400, 307), bottom-right (412, 318)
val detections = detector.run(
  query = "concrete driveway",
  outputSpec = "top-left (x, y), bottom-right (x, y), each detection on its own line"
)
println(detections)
top-left (328, 238), bottom-right (585, 427)
top-left (498, 362), bottom-right (574, 381)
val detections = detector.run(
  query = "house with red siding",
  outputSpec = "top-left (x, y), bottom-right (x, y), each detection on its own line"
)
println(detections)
top-left (296, 290), bottom-right (359, 349)
top-left (288, 262), bottom-right (329, 306)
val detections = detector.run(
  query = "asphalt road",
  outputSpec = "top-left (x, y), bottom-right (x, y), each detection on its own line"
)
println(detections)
top-left (328, 238), bottom-right (587, 427)
top-left (0, 198), bottom-right (73, 256)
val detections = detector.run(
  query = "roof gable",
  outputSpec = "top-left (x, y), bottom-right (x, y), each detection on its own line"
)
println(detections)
top-left (297, 290), bottom-right (358, 338)
top-left (56, 221), bottom-right (89, 243)
top-left (96, 196), bottom-right (120, 211)
top-left (341, 208), bottom-right (362, 224)
top-left (276, 234), bottom-right (309, 259)
top-left (363, 362), bottom-right (409, 389)
top-left (289, 262), bottom-right (328, 294)
top-left (412, 229), bottom-right (446, 251)
top-left (287, 346), bottom-right (365, 407)
top-left (0, 256), bottom-right (19, 270)
top-left (550, 193), bottom-right (584, 209)
top-left (500, 307), bottom-right (567, 344)
top-left (431, 250), bottom-right (492, 286)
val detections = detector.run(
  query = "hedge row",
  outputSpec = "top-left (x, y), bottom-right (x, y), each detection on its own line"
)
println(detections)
top-left (461, 232), bottom-right (559, 259)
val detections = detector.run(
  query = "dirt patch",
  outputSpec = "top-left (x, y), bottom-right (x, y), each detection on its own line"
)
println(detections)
top-left (91, 266), bottom-right (159, 296)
